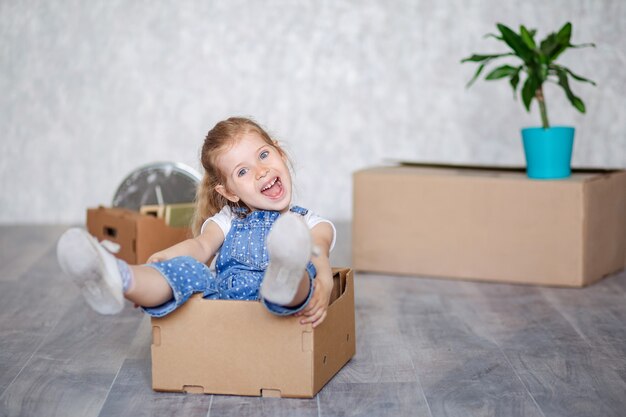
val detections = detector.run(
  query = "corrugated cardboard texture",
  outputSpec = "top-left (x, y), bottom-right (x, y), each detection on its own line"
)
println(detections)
top-left (313, 270), bottom-right (355, 393)
top-left (87, 206), bottom-right (190, 264)
top-left (151, 268), bottom-right (355, 398)
top-left (353, 166), bottom-right (626, 287)
top-left (583, 173), bottom-right (626, 283)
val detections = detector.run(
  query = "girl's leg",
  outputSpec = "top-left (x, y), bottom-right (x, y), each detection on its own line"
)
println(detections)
top-left (58, 228), bottom-right (208, 316)
top-left (57, 228), bottom-right (176, 313)
top-left (57, 228), bottom-right (128, 315)
top-left (283, 271), bottom-right (311, 307)
top-left (262, 263), bottom-right (316, 316)
top-left (260, 213), bottom-right (314, 306)
top-left (124, 265), bottom-right (173, 307)
top-left (140, 256), bottom-right (214, 317)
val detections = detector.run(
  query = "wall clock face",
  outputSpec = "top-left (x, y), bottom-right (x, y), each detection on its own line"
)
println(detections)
top-left (112, 162), bottom-right (201, 211)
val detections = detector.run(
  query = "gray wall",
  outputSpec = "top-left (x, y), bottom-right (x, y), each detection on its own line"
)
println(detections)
top-left (1, 0), bottom-right (625, 224)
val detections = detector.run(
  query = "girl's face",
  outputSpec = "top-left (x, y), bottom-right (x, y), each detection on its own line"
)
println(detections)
top-left (215, 131), bottom-right (292, 213)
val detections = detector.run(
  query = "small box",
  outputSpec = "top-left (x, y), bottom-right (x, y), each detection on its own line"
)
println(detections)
top-left (353, 164), bottom-right (626, 287)
top-left (151, 268), bottom-right (356, 398)
top-left (139, 203), bottom-right (196, 228)
top-left (87, 206), bottom-right (191, 264)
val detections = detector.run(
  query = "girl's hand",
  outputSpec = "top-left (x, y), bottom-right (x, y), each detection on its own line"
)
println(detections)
top-left (296, 277), bottom-right (332, 328)
top-left (297, 221), bottom-right (335, 328)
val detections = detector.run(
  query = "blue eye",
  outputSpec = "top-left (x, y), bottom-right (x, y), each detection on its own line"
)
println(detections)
top-left (260, 150), bottom-right (269, 159)
top-left (237, 168), bottom-right (248, 177)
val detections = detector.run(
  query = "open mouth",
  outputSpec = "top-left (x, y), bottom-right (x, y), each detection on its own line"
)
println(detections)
top-left (261, 177), bottom-right (284, 199)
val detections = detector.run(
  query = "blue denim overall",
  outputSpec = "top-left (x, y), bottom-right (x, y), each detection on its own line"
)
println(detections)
top-left (143, 206), bottom-right (316, 317)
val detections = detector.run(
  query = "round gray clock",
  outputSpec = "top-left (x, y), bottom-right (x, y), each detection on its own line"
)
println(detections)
top-left (112, 162), bottom-right (202, 211)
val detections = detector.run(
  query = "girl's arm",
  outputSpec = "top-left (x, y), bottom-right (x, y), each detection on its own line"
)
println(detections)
top-left (147, 221), bottom-right (225, 265)
top-left (296, 221), bottom-right (335, 327)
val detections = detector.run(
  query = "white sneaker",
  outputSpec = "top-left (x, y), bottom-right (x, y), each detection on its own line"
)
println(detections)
top-left (56, 228), bottom-right (125, 315)
top-left (260, 213), bottom-right (312, 306)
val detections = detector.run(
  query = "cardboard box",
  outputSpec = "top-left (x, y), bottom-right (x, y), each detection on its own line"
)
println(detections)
top-left (87, 206), bottom-right (191, 264)
top-left (353, 164), bottom-right (626, 287)
top-left (151, 268), bottom-right (356, 398)
top-left (139, 203), bottom-right (196, 228)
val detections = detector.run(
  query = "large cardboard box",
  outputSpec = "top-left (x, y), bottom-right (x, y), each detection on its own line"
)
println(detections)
top-left (87, 206), bottom-right (191, 264)
top-left (151, 268), bottom-right (356, 398)
top-left (353, 164), bottom-right (626, 287)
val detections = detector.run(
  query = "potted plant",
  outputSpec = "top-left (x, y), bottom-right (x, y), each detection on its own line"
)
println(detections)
top-left (462, 22), bottom-right (596, 179)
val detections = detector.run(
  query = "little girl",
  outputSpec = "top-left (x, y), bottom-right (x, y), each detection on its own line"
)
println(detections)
top-left (56, 117), bottom-right (336, 327)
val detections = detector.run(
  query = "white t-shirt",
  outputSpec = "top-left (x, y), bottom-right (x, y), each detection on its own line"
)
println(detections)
top-left (200, 206), bottom-right (336, 252)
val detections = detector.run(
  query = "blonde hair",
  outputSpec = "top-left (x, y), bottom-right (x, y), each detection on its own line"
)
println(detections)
top-left (191, 117), bottom-right (289, 236)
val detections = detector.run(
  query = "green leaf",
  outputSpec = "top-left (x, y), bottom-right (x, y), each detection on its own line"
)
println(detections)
top-left (553, 65), bottom-right (597, 86)
top-left (553, 23), bottom-right (573, 60)
top-left (460, 53), bottom-right (513, 63)
top-left (521, 76), bottom-right (537, 111)
top-left (569, 42), bottom-right (596, 49)
top-left (509, 67), bottom-right (522, 98)
top-left (539, 33), bottom-right (560, 59)
top-left (555, 68), bottom-right (586, 113)
top-left (542, 22), bottom-right (573, 63)
top-left (483, 32), bottom-right (502, 41)
top-left (465, 62), bottom-right (488, 88)
top-left (550, 43), bottom-right (570, 62)
top-left (556, 22), bottom-right (572, 45)
top-left (485, 65), bottom-right (520, 80)
top-left (539, 64), bottom-right (549, 82)
top-left (497, 23), bottom-right (534, 62)
top-left (461, 52), bottom-right (516, 88)
top-left (520, 25), bottom-right (536, 49)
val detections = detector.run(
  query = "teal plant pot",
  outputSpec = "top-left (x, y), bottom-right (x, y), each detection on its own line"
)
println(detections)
top-left (521, 126), bottom-right (575, 179)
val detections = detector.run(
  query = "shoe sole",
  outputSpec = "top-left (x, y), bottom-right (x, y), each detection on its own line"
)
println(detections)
top-left (57, 228), bottom-right (124, 315)
top-left (261, 213), bottom-right (312, 306)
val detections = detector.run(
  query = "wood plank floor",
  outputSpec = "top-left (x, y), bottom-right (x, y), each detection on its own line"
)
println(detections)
top-left (1, 224), bottom-right (626, 417)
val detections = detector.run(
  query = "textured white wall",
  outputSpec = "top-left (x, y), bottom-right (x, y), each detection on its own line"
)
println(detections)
top-left (1, 0), bottom-right (625, 224)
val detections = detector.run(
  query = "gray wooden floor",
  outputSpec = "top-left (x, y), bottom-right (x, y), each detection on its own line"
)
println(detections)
top-left (2, 225), bottom-right (626, 417)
